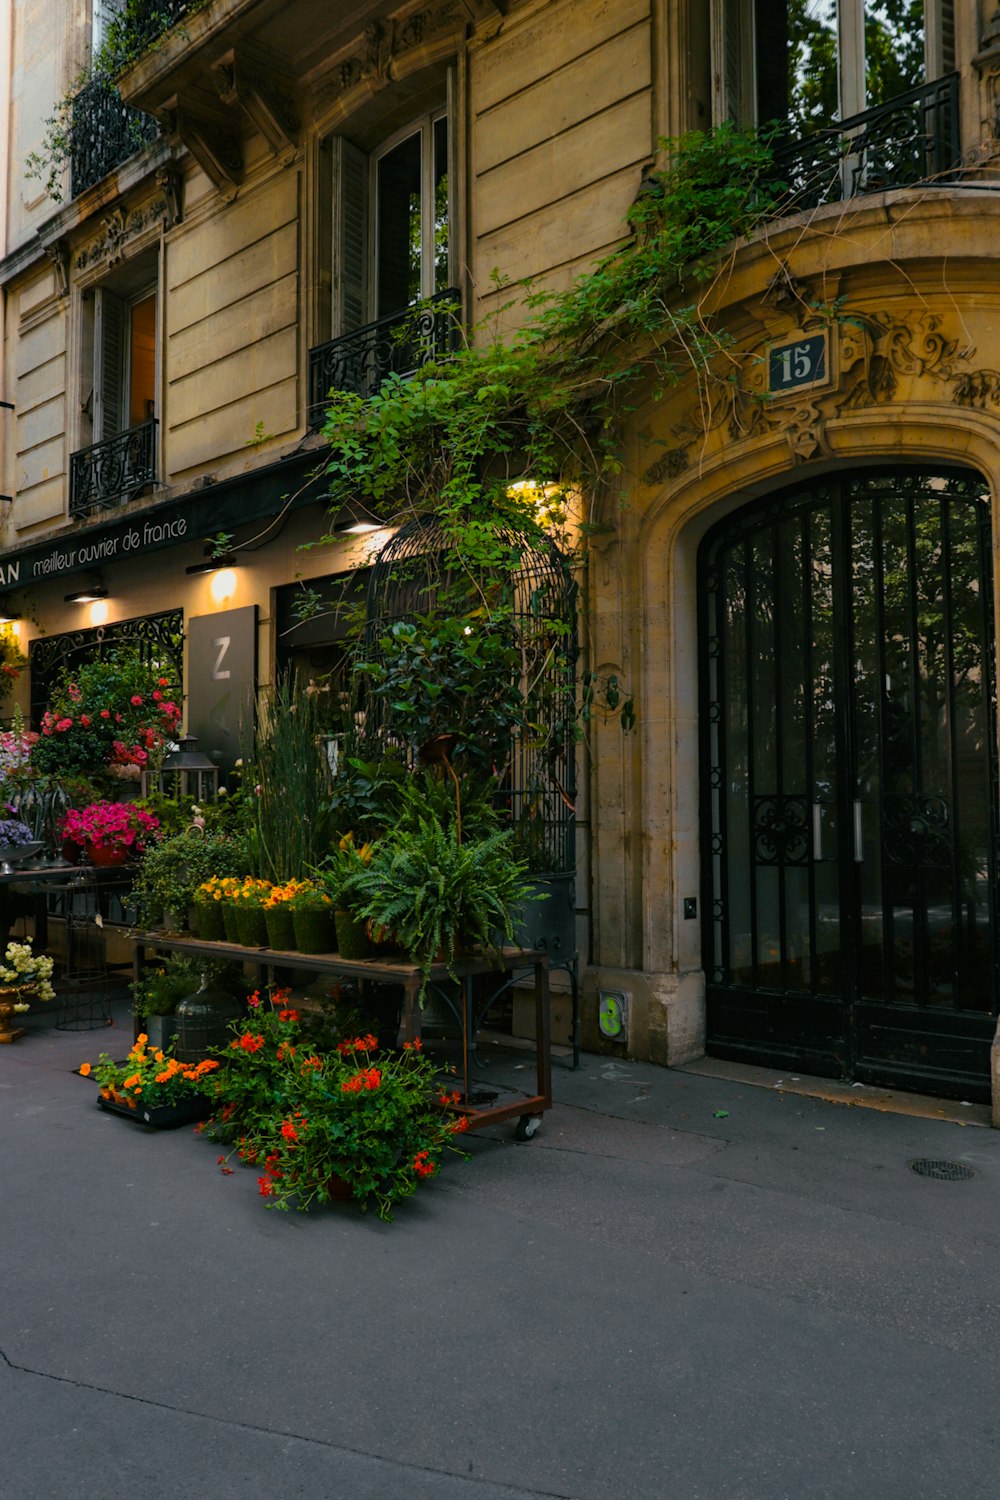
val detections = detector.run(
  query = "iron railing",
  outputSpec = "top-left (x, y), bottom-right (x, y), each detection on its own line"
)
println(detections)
top-left (69, 418), bottom-right (158, 516)
top-left (308, 289), bottom-right (461, 428)
top-left (70, 78), bottom-right (160, 198)
top-left (773, 73), bottom-right (960, 212)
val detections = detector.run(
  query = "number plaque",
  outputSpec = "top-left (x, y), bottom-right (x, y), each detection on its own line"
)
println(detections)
top-left (767, 331), bottom-right (829, 396)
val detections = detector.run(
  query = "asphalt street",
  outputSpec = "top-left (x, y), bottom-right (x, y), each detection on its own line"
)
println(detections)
top-left (2, 999), bottom-right (999, 1500)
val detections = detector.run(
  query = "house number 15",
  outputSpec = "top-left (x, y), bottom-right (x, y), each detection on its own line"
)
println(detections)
top-left (768, 332), bottom-right (827, 393)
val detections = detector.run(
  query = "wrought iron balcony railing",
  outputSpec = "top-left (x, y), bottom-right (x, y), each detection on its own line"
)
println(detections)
top-left (124, 0), bottom-right (191, 52)
top-left (69, 419), bottom-right (158, 517)
top-left (70, 78), bottom-right (160, 199)
top-left (772, 72), bottom-right (960, 213)
top-left (308, 290), bottom-right (461, 429)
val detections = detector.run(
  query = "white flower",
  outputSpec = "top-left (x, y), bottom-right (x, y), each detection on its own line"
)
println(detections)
top-left (12, 1002), bottom-right (28, 1013)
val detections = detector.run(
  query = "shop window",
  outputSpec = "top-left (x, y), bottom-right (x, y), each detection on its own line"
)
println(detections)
top-left (713, 0), bottom-right (956, 134)
top-left (332, 109), bottom-right (451, 336)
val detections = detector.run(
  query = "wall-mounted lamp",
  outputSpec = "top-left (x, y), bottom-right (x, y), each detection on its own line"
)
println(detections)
top-left (186, 552), bottom-right (237, 576)
top-left (0, 401), bottom-right (14, 412)
top-left (0, 608), bottom-right (20, 625)
top-left (65, 584), bottom-right (108, 604)
top-left (333, 505), bottom-right (381, 535)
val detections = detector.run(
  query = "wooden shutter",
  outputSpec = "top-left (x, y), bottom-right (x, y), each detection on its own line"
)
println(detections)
top-left (713, 0), bottom-right (753, 126)
top-left (333, 136), bottom-right (369, 335)
top-left (94, 286), bottom-right (125, 440)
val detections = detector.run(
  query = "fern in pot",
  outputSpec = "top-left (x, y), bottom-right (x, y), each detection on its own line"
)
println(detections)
top-left (339, 808), bottom-right (536, 996)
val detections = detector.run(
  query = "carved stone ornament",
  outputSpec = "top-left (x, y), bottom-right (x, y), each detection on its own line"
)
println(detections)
top-left (982, 3), bottom-right (1000, 48)
top-left (166, 102), bottom-right (243, 199)
top-left (835, 311), bottom-right (965, 412)
top-left (317, 2), bottom-right (475, 111)
top-left (952, 368), bottom-right (1000, 409)
top-left (647, 306), bottom-right (973, 479)
top-left (155, 166), bottom-right (183, 228)
top-left (761, 263), bottom-right (810, 316)
top-left (75, 198), bottom-right (168, 272)
top-left (213, 51), bottom-right (299, 158)
top-left (41, 237), bottom-right (70, 298)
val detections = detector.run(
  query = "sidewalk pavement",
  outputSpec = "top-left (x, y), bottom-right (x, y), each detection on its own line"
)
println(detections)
top-left (2, 999), bottom-right (999, 1500)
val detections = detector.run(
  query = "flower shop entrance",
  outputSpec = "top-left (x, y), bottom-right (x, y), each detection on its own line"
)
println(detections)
top-left (699, 467), bottom-right (1000, 1102)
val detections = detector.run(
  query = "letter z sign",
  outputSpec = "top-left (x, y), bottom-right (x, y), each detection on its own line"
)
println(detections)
top-left (767, 331), bottom-right (829, 396)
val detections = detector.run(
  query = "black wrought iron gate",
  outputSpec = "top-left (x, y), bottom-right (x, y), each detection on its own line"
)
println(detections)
top-left (699, 469), bottom-right (1000, 1101)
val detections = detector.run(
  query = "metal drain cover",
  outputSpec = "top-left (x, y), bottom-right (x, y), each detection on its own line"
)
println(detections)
top-left (909, 1158), bottom-right (975, 1181)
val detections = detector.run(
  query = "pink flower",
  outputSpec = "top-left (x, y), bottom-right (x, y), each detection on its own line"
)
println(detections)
top-left (152, 690), bottom-right (162, 703)
top-left (68, 684), bottom-right (82, 701)
top-left (55, 717), bottom-right (73, 732)
top-left (100, 709), bottom-right (111, 719)
top-left (130, 695), bottom-right (143, 707)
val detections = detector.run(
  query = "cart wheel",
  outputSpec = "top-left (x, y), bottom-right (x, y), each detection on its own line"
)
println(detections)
top-left (515, 1114), bottom-right (542, 1141)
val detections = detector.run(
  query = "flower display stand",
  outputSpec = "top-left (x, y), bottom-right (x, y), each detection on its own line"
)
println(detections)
top-left (131, 931), bottom-right (552, 1138)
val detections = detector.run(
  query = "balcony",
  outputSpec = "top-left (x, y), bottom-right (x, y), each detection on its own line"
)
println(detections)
top-left (773, 73), bottom-right (960, 213)
top-left (70, 78), bottom-right (160, 199)
top-left (307, 291), bottom-right (462, 429)
top-left (69, 420), bottom-right (158, 517)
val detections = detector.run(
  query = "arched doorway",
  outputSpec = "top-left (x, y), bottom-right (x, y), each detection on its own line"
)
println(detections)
top-left (698, 467), bottom-right (999, 1101)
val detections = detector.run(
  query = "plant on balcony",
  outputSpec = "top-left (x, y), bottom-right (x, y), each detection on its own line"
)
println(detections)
top-left (26, 1), bottom-right (199, 202)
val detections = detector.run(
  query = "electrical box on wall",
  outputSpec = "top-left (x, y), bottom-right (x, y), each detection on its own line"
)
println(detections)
top-left (598, 989), bottom-right (629, 1042)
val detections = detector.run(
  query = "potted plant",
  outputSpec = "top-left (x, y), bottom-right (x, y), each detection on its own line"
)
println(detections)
top-left (132, 826), bottom-right (251, 934)
top-left (261, 880), bottom-right (307, 951)
top-left (318, 833), bottom-right (376, 959)
top-left (229, 877), bottom-right (273, 947)
top-left (62, 801), bottom-right (160, 866)
top-left (205, 997), bottom-right (470, 1219)
top-left (83, 1031), bottom-right (220, 1127)
top-left (131, 955), bottom-right (205, 1051)
top-left (339, 809), bottom-right (536, 994)
top-left (0, 938), bottom-right (55, 1043)
top-left (286, 881), bottom-right (336, 954)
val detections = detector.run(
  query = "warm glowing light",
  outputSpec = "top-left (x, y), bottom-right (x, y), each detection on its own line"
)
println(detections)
top-left (88, 600), bottom-right (109, 626)
top-left (507, 478), bottom-right (572, 528)
top-left (210, 568), bottom-right (238, 605)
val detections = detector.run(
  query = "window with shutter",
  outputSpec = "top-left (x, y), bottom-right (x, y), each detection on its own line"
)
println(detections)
top-left (94, 287), bottom-right (125, 442)
top-left (713, 1), bottom-right (948, 133)
top-left (331, 108), bottom-right (450, 336)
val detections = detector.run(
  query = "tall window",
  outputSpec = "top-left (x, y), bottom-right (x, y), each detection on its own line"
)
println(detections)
top-left (92, 286), bottom-right (157, 440)
top-left (333, 110), bottom-right (451, 334)
top-left (714, 1), bottom-right (955, 133)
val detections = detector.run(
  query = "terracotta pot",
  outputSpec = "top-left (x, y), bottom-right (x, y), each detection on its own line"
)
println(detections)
top-left (85, 841), bottom-right (131, 868)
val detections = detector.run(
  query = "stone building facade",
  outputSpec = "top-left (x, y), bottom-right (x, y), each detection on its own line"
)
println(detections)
top-left (2, 0), bottom-right (999, 1105)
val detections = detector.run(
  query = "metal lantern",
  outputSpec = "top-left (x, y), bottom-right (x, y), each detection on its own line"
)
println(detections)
top-left (173, 976), bottom-right (244, 1063)
top-left (158, 734), bottom-right (220, 803)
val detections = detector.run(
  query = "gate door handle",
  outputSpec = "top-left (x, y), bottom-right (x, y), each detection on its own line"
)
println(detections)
top-left (812, 803), bottom-right (823, 861)
top-left (853, 800), bottom-right (864, 863)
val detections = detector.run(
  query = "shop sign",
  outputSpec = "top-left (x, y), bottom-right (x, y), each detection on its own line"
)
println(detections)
top-left (186, 606), bottom-right (257, 771)
top-left (28, 515), bottom-right (189, 581)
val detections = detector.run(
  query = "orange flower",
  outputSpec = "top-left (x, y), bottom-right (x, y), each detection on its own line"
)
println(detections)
top-left (79, 1062), bottom-right (91, 1077)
